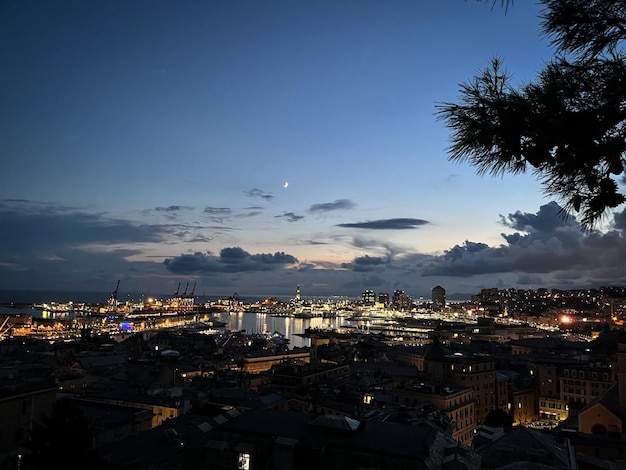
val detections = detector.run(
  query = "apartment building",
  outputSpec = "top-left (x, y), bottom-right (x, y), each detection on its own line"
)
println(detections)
top-left (391, 382), bottom-right (475, 445)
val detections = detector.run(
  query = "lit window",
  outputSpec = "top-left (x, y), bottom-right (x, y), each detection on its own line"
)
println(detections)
top-left (238, 453), bottom-right (251, 470)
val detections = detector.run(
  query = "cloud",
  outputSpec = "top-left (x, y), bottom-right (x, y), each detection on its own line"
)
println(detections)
top-left (443, 241), bottom-right (490, 262)
top-left (237, 211), bottom-right (263, 218)
top-left (0, 200), bottom-right (195, 292)
top-left (308, 199), bottom-right (356, 214)
top-left (236, 206), bottom-right (264, 218)
top-left (613, 209), bottom-right (626, 231)
top-left (337, 218), bottom-right (429, 229)
top-left (245, 188), bottom-right (274, 201)
top-left (4, 198), bottom-right (626, 300)
top-left (421, 203), bottom-right (626, 282)
top-left (343, 255), bottom-right (389, 272)
top-left (156, 205), bottom-right (193, 212)
top-left (145, 205), bottom-right (195, 221)
top-left (201, 206), bottom-right (234, 224)
top-left (499, 201), bottom-right (582, 246)
top-left (163, 247), bottom-right (298, 274)
top-left (303, 239), bottom-right (329, 245)
top-left (499, 201), bottom-right (569, 232)
top-left (204, 207), bottom-right (232, 215)
top-left (276, 212), bottom-right (304, 222)
top-left (187, 235), bottom-right (212, 243)
top-left (0, 200), bottom-right (167, 257)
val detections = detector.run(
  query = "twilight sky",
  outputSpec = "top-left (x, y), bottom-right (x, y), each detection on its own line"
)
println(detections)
top-left (2, 0), bottom-right (626, 301)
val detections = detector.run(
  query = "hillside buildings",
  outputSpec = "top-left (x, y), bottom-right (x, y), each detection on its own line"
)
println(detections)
top-left (1, 284), bottom-right (626, 468)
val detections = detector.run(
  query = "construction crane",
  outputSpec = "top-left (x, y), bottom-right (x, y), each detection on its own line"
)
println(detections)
top-left (173, 282), bottom-right (181, 297)
top-left (0, 316), bottom-right (12, 339)
top-left (189, 282), bottom-right (196, 298)
top-left (107, 280), bottom-right (120, 312)
top-left (181, 282), bottom-right (189, 297)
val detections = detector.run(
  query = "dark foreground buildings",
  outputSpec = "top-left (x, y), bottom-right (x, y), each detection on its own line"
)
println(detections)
top-left (1, 299), bottom-right (626, 469)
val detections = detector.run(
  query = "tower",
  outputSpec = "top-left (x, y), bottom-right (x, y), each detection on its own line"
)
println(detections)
top-left (431, 285), bottom-right (446, 311)
top-left (295, 285), bottom-right (301, 302)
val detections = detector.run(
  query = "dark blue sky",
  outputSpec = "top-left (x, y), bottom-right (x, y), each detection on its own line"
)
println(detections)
top-left (2, 0), bottom-right (626, 299)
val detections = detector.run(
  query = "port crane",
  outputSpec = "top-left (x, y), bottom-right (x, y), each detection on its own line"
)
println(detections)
top-left (107, 280), bottom-right (120, 312)
top-left (0, 316), bottom-right (12, 339)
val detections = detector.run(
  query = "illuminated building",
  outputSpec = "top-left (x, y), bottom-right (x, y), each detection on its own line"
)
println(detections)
top-left (424, 338), bottom-right (496, 425)
top-left (431, 285), bottom-right (446, 311)
top-left (361, 289), bottom-right (375, 304)
top-left (561, 364), bottom-right (615, 410)
top-left (510, 387), bottom-right (537, 425)
top-left (392, 382), bottom-right (475, 445)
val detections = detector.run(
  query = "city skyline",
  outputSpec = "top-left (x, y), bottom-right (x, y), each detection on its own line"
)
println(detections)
top-left (2, 1), bottom-right (626, 299)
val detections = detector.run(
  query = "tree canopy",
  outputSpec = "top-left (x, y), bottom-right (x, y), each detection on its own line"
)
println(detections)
top-left (23, 398), bottom-right (101, 470)
top-left (437, 0), bottom-right (626, 229)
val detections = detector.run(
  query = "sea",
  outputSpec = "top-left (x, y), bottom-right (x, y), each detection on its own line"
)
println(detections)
top-left (0, 289), bottom-right (357, 349)
top-left (211, 311), bottom-right (356, 349)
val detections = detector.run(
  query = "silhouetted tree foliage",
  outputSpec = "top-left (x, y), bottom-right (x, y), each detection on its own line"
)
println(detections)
top-left (23, 398), bottom-right (103, 470)
top-left (591, 325), bottom-right (626, 357)
top-left (437, 0), bottom-right (626, 229)
top-left (483, 408), bottom-right (514, 428)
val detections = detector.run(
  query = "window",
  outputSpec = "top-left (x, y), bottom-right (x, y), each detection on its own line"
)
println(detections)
top-left (238, 453), bottom-right (251, 470)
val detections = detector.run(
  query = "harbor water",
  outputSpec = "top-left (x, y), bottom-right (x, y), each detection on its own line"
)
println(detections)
top-left (212, 311), bottom-right (355, 349)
